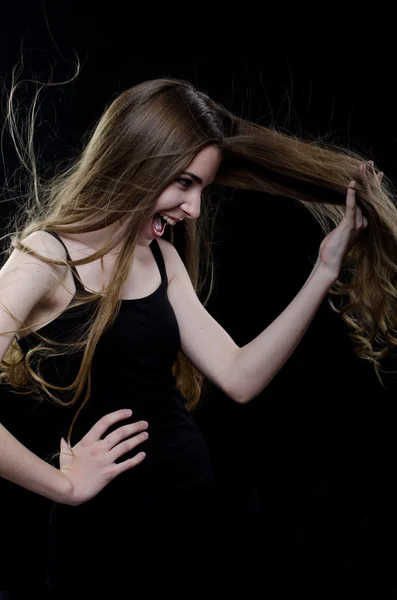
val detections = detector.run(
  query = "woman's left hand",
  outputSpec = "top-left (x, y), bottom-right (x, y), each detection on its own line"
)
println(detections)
top-left (317, 162), bottom-right (382, 277)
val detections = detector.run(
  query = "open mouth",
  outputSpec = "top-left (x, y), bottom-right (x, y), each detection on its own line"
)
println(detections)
top-left (151, 213), bottom-right (178, 238)
top-left (152, 213), bottom-right (166, 237)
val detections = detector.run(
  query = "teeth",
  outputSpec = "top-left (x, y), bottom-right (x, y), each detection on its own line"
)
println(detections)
top-left (160, 214), bottom-right (177, 226)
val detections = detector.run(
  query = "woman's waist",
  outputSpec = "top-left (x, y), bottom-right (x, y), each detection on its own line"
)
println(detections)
top-left (68, 391), bottom-right (194, 439)
top-left (54, 432), bottom-right (214, 515)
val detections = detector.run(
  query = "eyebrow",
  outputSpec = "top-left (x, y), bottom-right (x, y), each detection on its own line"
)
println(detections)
top-left (182, 171), bottom-right (203, 185)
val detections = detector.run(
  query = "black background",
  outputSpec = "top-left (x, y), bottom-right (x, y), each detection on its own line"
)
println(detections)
top-left (0, 4), bottom-right (396, 598)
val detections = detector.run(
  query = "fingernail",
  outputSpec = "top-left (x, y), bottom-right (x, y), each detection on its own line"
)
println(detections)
top-left (124, 409), bottom-right (132, 415)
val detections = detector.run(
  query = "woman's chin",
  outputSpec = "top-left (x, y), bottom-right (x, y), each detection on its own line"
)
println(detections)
top-left (136, 228), bottom-right (153, 247)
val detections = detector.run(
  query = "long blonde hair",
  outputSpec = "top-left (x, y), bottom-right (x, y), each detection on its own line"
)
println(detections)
top-left (1, 74), bottom-right (396, 443)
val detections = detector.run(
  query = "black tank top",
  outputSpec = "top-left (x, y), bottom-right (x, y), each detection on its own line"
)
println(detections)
top-left (16, 231), bottom-right (214, 511)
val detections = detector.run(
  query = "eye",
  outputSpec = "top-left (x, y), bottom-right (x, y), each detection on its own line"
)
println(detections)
top-left (176, 177), bottom-right (193, 188)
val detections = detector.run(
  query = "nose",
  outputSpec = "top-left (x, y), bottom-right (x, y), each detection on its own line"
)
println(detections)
top-left (181, 194), bottom-right (201, 220)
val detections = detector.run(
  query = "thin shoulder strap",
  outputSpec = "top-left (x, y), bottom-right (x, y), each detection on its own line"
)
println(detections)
top-left (150, 239), bottom-right (167, 284)
top-left (43, 230), bottom-right (86, 293)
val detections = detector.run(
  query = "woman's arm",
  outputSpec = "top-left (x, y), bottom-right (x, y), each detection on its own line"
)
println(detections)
top-left (227, 262), bottom-right (335, 402)
top-left (0, 231), bottom-right (149, 504)
top-left (164, 243), bottom-right (335, 404)
top-left (0, 421), bottom-right (73, 502)
top-left (0, 410), bottom-right (149, 505)
top-left (162, 179), bottom-right (366, 404)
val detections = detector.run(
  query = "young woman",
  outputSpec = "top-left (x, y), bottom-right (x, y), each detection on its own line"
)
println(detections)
top-left (0, 76), bottom-right (391, 596)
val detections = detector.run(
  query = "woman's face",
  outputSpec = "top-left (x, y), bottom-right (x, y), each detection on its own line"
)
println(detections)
top-left (137, 145), bottom-right (222, 246)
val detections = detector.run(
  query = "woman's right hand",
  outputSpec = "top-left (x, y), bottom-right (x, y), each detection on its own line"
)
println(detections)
top-left (58, 409), bottom-right (148, 506)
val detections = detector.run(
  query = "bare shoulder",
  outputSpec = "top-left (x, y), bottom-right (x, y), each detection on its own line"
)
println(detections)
top-left (0, 231), bottom-right (71, 349)
top-left (0, 230), bottom-right (68, 298)
top-left (21, 230), bottom-right (67, 260)
top-left (156, 238), bottom-right (185, 284)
